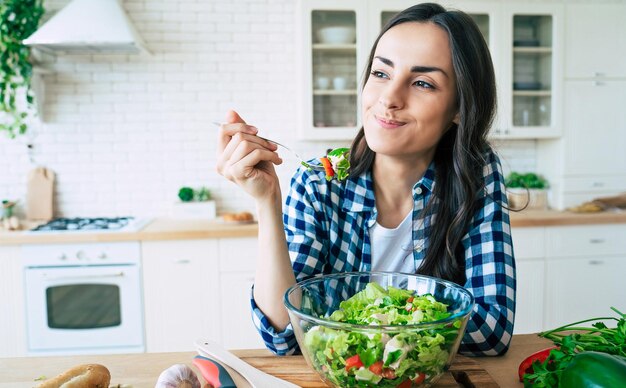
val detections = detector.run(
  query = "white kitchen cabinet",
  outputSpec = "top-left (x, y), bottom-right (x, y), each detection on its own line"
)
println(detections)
top-left (0, 245), bottom-right (26, 357)
top-left (218, 237), bottom-right (265, 349)
top-left (541, 80), bottom-right (626, 209)
top-left (562, 81), bottom-right (626, 177)
top-left (297, 0), bottom-right (368, 140)
top-left (565, 4), bottom-right (626, 79)
top-left (298, 0), bottom-right (563, 140)
top-left (142, 240), bottom-right (221, 352)
top-left (492, 3), bottom-right (564, 139)
top-left (538, 3), bottom-right (626, 210)
top-left (544, 225), bottom-right (626, 329)
top-left (511, 227), bottom-right (545, 334)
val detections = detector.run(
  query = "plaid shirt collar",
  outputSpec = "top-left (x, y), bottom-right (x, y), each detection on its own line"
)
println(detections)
top-left (341, 161), bottom-right (437, 214)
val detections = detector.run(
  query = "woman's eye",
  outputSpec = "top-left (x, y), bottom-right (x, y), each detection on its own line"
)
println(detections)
top-left (414, 80), bottom-right (434, 89)
top-left (370, 70), bottom-right (388, 79)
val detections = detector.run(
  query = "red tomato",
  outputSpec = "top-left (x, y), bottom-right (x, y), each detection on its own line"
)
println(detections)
top-left (518, 346), bottom-right (558, 382)
top-left (368, 360), bottom-right (383, 375)
top-left (414, 372), bottom-right (426, 384)
top-left (407, 297), bottom-right (414, 303)
top-left (320, 157), bottom-right (335, 178)
top-left (345, 354), bottom-right (364, 371)
top-left (397, 380), bottom-right (412, 388)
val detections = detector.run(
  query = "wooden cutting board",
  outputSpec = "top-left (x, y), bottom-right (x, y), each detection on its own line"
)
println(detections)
top-left (234, 350), bottom-right (499, 387)
top-left (0, 350), bottom-right (498, 388)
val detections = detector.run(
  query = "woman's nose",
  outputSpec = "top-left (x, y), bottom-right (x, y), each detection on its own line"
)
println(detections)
top-left (378, 82), bottom-right (404, 110)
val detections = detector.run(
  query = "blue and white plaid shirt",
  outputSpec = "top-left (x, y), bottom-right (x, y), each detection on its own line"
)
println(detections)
top-left (251, 148), bottom-right (516, 356)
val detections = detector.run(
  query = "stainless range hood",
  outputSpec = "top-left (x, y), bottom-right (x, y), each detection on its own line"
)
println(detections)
top-left (23, 0), bottom-right (150, 55)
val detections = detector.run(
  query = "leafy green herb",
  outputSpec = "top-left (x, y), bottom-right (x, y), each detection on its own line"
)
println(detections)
top-left (522, 307), bottom-right (626, 387)
top-left (505, 172), bottom-right (548, 189)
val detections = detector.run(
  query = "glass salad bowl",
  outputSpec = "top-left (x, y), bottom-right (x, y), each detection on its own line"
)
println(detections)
top-left (283, 272), bottom-right (474, 388)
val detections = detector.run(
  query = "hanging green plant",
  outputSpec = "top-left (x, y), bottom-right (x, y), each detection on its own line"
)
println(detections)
top-left (0, 0), bottom-right (45, 138)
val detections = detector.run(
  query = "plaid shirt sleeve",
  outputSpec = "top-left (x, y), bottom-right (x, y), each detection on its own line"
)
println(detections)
top-left (250, 168), bottom-right (329, 355)
top-left (458, 150), bottom-right (516, 356)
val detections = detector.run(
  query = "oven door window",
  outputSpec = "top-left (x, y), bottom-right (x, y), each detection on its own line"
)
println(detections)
top-left (46, 284), bottom-right (121, 329)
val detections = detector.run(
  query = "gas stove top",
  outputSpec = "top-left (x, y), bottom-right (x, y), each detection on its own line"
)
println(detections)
top-left (29, 217), bottom-right (151, 232)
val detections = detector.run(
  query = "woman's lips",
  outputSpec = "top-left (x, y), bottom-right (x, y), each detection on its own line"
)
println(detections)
top-left (375, 116), bottom-right (406, 129)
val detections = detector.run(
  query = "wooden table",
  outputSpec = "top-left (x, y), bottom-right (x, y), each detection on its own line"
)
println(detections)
top-left (0, 334), bottom-right (553, 388)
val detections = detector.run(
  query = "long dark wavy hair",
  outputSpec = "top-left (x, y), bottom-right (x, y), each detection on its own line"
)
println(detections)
top-left (349, 3), bottom-right (497, 285)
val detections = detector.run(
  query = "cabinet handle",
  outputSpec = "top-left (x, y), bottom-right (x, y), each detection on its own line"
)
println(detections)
top-left (591, 181), bottom-right (605, 187)
top-left (592, 81), bottom-right (606, 87)
top-left (589, 238), bottom-right (605, 244)
top-left (592, 72), bottom-right (606, 77)
top-left (174, 259), bottom-right (191, 264)
top-left (43, 272), bottom-right (125, 281)
top-left (588, 260), bottom-right (604, 265)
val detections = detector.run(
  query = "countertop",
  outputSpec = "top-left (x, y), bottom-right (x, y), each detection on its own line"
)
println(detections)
top-left (0, 334), bottom-right (552, 388)
top-left (0, 218), bottom-right (259, 245)
top-left (1, 210), bottom-right (626, 245)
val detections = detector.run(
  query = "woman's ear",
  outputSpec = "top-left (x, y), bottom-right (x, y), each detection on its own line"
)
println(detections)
top-left (452, 112), bottom-right (460, 125)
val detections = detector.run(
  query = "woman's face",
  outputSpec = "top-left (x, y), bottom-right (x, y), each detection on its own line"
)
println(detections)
top-left (361, 22), bottom-right (459, 161)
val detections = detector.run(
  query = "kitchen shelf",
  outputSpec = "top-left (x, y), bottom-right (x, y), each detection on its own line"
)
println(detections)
top-left (312, 44), bottom-right (357, 51)
top-left (313, 89), bottom-right (357, 96)
top-left (513, 47), bottom-right (552, 54)
top-left (513, 90), bottom-right (552, 97)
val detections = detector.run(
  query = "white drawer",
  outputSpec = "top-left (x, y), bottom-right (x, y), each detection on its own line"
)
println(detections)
top-left (546, 224), bottom-right (626, 257)
top-left (563, 175), bottom-right (626, 193)
top-left (511, 227), bottom-right (545, 260)
top-left (218, 237), bottom-right (258, 272)
top-left (22, 241), bottom-right (141, 266)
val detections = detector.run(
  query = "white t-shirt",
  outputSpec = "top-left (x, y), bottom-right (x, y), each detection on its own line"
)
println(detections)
top-left (370, 211), bottom-right (416, 273)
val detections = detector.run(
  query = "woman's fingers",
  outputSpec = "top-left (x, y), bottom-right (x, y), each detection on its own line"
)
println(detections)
top-left (217, 122), bottom-right (257, 152)
top-left (229, 146), bottom-right (283, 180)
top-left (226, 109), bottom-right (245, 124)
top-left (217, 132), bottom-right (281, 180)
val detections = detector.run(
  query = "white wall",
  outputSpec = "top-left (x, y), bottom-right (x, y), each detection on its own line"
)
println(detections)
top-left (0, 0), bottom-right (535, 218)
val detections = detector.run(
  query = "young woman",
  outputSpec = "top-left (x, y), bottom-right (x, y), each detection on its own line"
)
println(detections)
top-left (216, 3), bottom-right (515, 356)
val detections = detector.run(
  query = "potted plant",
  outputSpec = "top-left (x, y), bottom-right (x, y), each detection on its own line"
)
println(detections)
top-left (170, 186), bottom-right (216, 219)
top-left (1, 199), bottom-right (20, 230)
top-left (505, 172), bottom-right (549, 210)
top-left (0, 0), bottom-right (45, 138)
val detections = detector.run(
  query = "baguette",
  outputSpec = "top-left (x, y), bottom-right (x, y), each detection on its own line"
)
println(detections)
top-left (37, 364), bottom-right (111, 388)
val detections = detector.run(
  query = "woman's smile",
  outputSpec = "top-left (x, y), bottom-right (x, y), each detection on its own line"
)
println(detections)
top-left (375, 115), bottom-right (407, 129)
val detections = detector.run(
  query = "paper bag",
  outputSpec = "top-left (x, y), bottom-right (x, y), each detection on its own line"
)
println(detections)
top-left (26, 167), bottom-right (55, 221)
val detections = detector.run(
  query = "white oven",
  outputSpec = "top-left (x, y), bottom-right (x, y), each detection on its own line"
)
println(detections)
top-left (22, 241), bottom-right (145, 355)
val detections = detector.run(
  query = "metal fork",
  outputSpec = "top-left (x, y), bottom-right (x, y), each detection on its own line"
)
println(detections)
top-left (213, 122), bottom-right (325, 171)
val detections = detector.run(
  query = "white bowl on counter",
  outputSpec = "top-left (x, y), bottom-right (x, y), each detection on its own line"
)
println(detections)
top-left (316, 26), bottom-right (356, 44)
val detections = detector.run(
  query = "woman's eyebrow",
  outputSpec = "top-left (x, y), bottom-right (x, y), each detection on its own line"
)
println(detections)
top-left (374, 56), bottom-right (448, 78)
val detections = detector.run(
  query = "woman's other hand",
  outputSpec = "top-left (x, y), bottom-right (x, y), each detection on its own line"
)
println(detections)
top-left (216, 110), bottom-right (283, 201)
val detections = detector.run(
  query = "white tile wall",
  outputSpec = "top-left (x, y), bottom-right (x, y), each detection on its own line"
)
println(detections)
top-left (0, 0), bottom-right (535, 219)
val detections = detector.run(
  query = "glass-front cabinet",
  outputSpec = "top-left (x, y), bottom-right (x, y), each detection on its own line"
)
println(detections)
top-left (298, 1), bottom-right (563, 140)
top-left (298, 0), bottom-right (368, 140)
top-left (500, 4), bottom-right (563, 138)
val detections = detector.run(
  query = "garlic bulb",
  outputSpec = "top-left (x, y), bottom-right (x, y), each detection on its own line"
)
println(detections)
top-left (155, 364), bottom-right (201, 388)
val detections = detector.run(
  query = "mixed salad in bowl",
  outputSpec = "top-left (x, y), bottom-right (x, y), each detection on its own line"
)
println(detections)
top-left (284, 273), bottom-right (474, 388)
